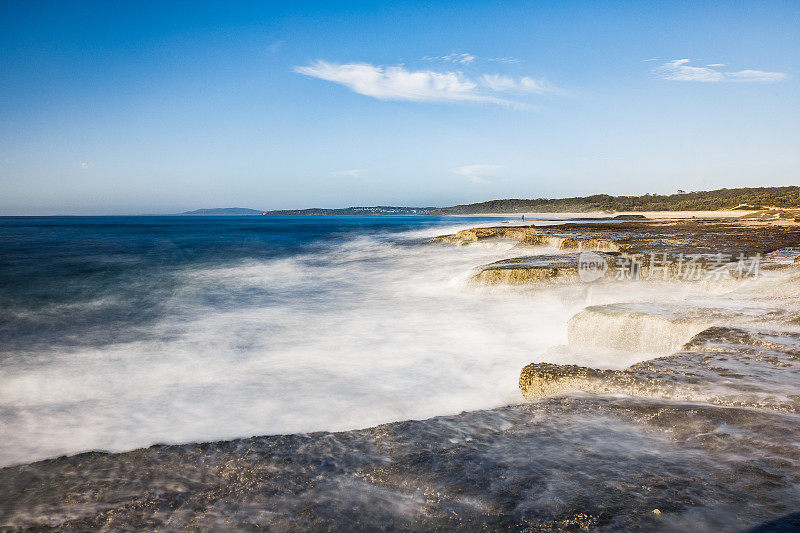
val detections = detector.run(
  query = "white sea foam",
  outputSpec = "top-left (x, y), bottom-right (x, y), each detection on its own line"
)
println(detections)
top-left (0, 222), bottom-right (796, 467)
top-left (0, 224), bottom-right (563, 465)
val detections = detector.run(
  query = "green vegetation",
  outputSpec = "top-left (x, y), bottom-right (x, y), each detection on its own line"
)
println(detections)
top-left (187, 187), bottom-right (800, 216)
top-left (430, 186), bottom-right (800, 214)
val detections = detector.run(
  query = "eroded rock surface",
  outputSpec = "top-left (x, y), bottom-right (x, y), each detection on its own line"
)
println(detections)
top-left (3, 394), bottom-right (800, 532)
top-left (521, 326), bottom-right (800, 412)
top-left (433, 218), bottom-right (800, 255)
top-left (440, 218), bottom-right (800, 287)
top-left (473, 253), bottom-right (617, 285)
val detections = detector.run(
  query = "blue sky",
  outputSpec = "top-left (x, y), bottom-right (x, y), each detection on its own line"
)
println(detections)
top-left (1, 1), bottom-right (798, 214)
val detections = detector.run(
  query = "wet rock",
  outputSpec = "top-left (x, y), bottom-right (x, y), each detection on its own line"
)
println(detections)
top-left (435, 218), bottom-right (800, 256)
top-left (553, 236), bottom-right (620, 251)
top-left (4, 396), bottom-right (800, 531)
top-left (473, 253), bottom-right (615, 285)
top-left (746, 511), bottom-right (800, 532)
top-left (567, 302), bottom-right (799, 354)
top-left (471, 252), bottom-right (726, 286)
top-left (430, 226), bottom-right (535, 245)
top-left (567, 303), bottom-right (717, 353)
top-left (431, 226), bottom-right (620, 251)
top-left (518, 362), bottom-right (614, 397)
top-left (521, 326), bottom-right (800, 413)
top-left (436, 217), bottom-right (800, 288)
top-left (518, 232), bottom-right (550, 246)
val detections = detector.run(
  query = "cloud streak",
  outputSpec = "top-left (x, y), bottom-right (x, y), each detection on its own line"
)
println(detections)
top-left (423, 52), bottom-right (515, 64)
top-left (295, 61), bottom-right (506, 105)
top-left (451, 164), bottom-right (505, 184)
top-left (657, 59), bottom-right (788, 83)
top-left (441, 52), bottom-right (475, 65)
top-left (480, 74), bottom-right (554, 94)
top-left (294, 61), bottom-right (552, 107)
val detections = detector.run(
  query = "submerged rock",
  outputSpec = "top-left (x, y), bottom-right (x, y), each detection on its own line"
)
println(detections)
top-left (3, 394), bottom-right (800, 531)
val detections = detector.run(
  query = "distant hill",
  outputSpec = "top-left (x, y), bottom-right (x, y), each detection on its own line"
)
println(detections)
top-left (429, 186), bottom-right (800, 215)
top-left (179, 208), bottom-right (264, 216)
top-left (262, 206), bottom-right (436, 216)
top-left (179, 187), bottom-right (800, 217)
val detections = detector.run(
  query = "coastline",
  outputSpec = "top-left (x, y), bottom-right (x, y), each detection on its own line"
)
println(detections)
top-left (4, 214), bottom-right (800, 530)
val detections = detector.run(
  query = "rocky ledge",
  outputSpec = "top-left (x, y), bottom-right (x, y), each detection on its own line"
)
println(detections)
top-left (3, 387), bottom-right (800, 531)
top-left (520, 326), bottom-right (800, 412)
top-left (431, 226), bottom-right (620, 251)
top-left (432, 217), bottom-right (800, 255)
top-left (473, 253), bottom-right (615, 285)
top-left (434, 217), bottom-right (800, 286)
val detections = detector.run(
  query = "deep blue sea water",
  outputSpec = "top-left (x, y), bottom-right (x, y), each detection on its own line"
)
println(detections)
top-left (0, 216), bottom-right (502, 353)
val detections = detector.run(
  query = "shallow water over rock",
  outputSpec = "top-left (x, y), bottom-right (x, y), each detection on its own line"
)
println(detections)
top-left (3, 395), bottom-right (800, 531)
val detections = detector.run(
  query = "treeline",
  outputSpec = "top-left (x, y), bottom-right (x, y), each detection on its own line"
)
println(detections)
top-left (430, 186), bottom-right (800, 214)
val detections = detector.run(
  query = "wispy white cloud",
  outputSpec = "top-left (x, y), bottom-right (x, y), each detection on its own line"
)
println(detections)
top-left (422, 52), bottom-right (476, 64)
top-left (331, 169), bottom-right (363, 177)
top-left (727, 69), bottom-right (789, 82)
top-left (424, 52), bottom-right (519, 65)
top-left (442, 52), bottom-right (475, 65)
top-left (451, 164), bottom-right (505, 184)
top-left (487, 57), bottom-right (520, 64)
top-left (658, 59), bottom-right (724, 82)
top-left (295, 61), bottom-right (487, 104)
top-left (294, 61), bottom-right (546, 108)
top-left (480, 74), bottom-right (555, 94)
top-left (657, 59), bottom-right (788, 83)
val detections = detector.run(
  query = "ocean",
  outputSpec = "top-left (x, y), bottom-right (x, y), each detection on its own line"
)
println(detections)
top-left (0, 214), bottom-right (594, 466)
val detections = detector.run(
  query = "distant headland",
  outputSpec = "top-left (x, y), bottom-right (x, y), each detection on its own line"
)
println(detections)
top-left (178, 206), bottom-right (435, 216)
top-left (180, 186), bottom-right (800, 216)
top-left (179, 208), bottom-right (265, 216)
